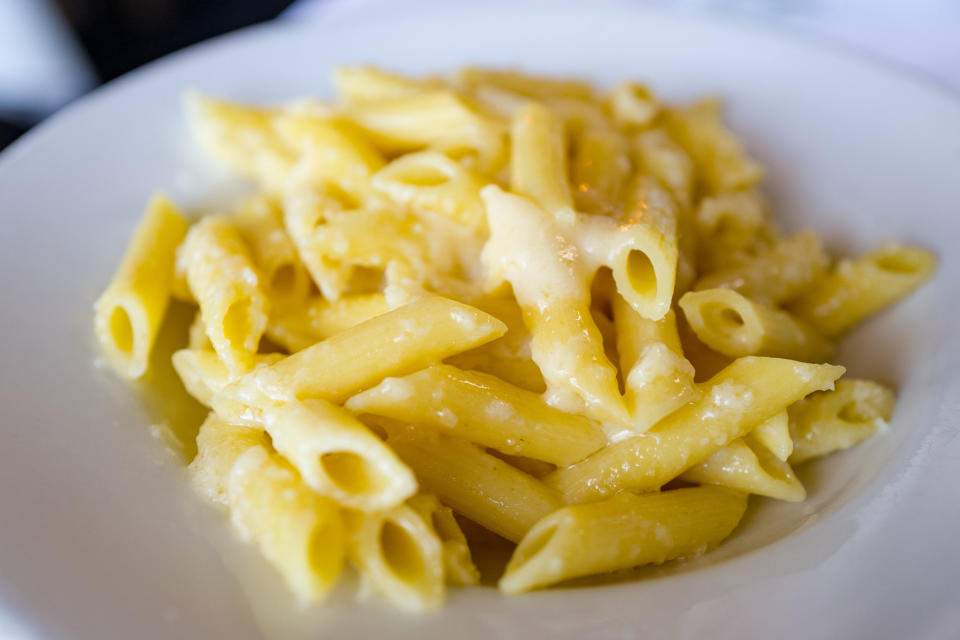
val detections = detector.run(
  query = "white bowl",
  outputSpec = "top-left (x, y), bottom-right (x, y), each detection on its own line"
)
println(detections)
top-left (1, 5), bottom-right (958, 639)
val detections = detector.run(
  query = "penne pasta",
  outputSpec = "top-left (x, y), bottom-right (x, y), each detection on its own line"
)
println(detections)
top-left (694, 231), bottom-right (829, 304)
top-left (407, 494), bottom-right (480, 586)
top-left (178, 216), bottom-right (269, 375)
top-left (372, 150), bottom-right (488, 233)
top-left (577, 176), bottom-right (679, 322)
top-left (499, 487), bottom-right (747, 594)
top-left (266, 293), bottom-right (391, 353)
top-left (679, 288), bottom-right (833, 362)
top-left (789, 244), bottom-right (936, 337)
top-left (184, 94), bottom-right (293, 191)
top-left (97, 67), bottom-right (936, 613)
top-left (681, 435), bottom-right (806, 502)
top-left (481, 186), bottom-right (626, 425)
top-left (94, 194), bottom-right (188, 378)
top-left (386, 425), bottom-right (563, 543)
top-left (694, 190), bottom-right (776, 274)
top-left (264, 399), bottom-right (416, 511)
top-left (510, 101), bottom-right (574, 218)
top-left (228, 445), bottom-right (345, 605)
top-left (545, 357), bottom-right (844, 503)
top-left (789, 379), bottom-right (896, 464)
top-left (188, 413), bottom-right (268, 507)
top-left (347, 503), bottom-right (445, 613)
top-left (228, 194), bottom-right (311, 309)
top-left (172, 349), bottom-right (283, 407)
top-left (612, 296), bottom-right (699, 434)
top-left (663, 98), bottom-right (764, 195)
top-left (606, 81), bottom-right (661, 129)
top-left (749, 409), bottom-right (793, 461)
top-left (213, 296), bottom-right (506, 425)
top-left (347, 364), bottom-right (607, 465)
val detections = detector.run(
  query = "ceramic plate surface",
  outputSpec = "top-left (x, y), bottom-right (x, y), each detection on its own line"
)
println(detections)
top-left (1, 5), bottom-right (958, 639)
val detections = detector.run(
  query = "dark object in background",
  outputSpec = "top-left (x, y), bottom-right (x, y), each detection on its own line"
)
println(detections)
top-left (0, 122), bottom-right (28, 151)
top-left (54, 0), bottom-right (297, 82)
top-left (0, 0), bottom-right (296, 151)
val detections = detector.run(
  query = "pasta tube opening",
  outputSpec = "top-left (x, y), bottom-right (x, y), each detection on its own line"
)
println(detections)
top-left (625, 249), bottom-right (658, 300)
top-left (319, 450), bottom-right (389, 496)
top-left (107, 303), bottom-right (135, 354)
top-left (308, 517), bottom-right (346, 587)
top-left (223, 298), bottom-right (255, 350)
top-left (380, 519), bottom-right (427, 583)
top-left (350, 505), bottom-right (444, 613)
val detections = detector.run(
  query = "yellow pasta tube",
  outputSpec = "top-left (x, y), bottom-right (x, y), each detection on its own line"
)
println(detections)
top-left (183, 94), bottom-right (293, 191)
top-left (612, 296), bottom-right (698, 434)
top-left (281, 183), bottom-right (398, 299)
top-left (499, 487), bottom-right (747, 594)
top-left (187, 310), bottom-right (211, 350)
top-left (347, 364), bottom-right (607, 465)
top-left (663, 98), bottom-right (764, 194)
top-left (679, 288), bottom-right (833, 362)
top-left (344, 89), bottom-right (507, 172)
top-left (577, 176), bottom-right (679, 321)
top-left (228, 194), bottom-right (311, 309)
top-left (444, 292), bottom-right (547, 393)
top-left (386, 426), bottom-right (563, 543)
top-left (347, 503), bottom-right (444, 613)
top-left (631, 127), bottom-right (697, 291)
top-left (266, 293), bottom-right (390, 353)
top-left (94, 194), bottom-right (188, 378)
top-left (695, 190), bottom-right (777, 274)
top-left (188, 413), bottom-right (267, 506)
top-left (371, 150), bottom-right (489, 233)
top-left (607, 81), bottom-right (661, 129)
top-left (264, 399), bottom-right (416, 511)
top-left (789, 379), bottom-right (896, 464)
top-left (457, 68), bottom-right (595, 101)
top-left (749, 409), bottom-right (793, 461)
top-left (695, 231), bottom-right (829, 304)
top-left (407, 494), bottom-right (480, 586)
top-left (179, 216), bottom-right (269, 374)
top-left (631, 127), bottom-right (695, 211)
top-left (510, 101), bottom-right (574, 218)
top-left (274, 113), bottom-right (385, 201)
top-left (332, 66), bottom-right (428, 103)
top-left (681, 436), bottom-right (806, 502)
top-left (228, 445), bottom-right (345, 605)
top-left (545, 357), bottom-right (844, 503)
top-left (481, 186), bottom-right (626, 425)
top-left (789, 243), bottom-right (936, 337)
top-left (570, 123), bottom-right (630, 215)
top-left (172, 349), bottom-right (283, 407)
top-left (213, 296), bottom-right (506, 424)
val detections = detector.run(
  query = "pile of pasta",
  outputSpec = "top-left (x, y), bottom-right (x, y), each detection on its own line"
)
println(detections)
top-left (94, 67), bottom-right (935, 613)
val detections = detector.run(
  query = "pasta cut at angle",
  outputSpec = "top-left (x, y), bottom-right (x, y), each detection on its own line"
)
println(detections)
top-left (263, 399), bottom-right (416, 512)
top-left (347, 502), bottom-right (445, 613)
top-left (212, 295), bottom-right (507, 426)
top-left (93, 66), bottom-right (936, 613)
top-left (347, 364), bottom-right (608, 465)
top-left (789, 379), bottom-right (896, 464)
top-left (678, 288), bottom-right (833, 362)
top-left (94, 194), bottom-right (188, 379)
top-left (500, 487), bottom-right (748, 594)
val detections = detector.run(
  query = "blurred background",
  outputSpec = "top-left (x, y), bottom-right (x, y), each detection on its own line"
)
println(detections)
top-left (1, 0), bottom-right (959, 152)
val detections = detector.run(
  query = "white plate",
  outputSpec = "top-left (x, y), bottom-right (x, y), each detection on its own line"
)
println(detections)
top-left (1, 5), bottom-right (959, 639)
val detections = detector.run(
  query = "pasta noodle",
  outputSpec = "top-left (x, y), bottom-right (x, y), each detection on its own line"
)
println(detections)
top-left (94, 67), bottom-right (934, 612)
top-left (94, 194), bottom-right (188, 378)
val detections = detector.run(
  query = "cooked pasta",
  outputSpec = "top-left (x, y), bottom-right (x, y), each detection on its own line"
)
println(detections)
top-left (94, 66), bottom-right (934, 613)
